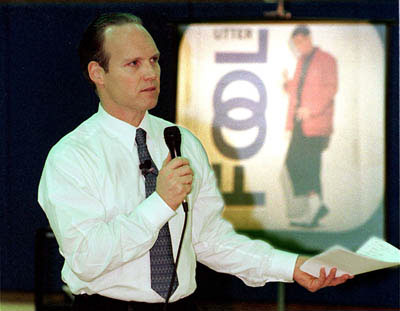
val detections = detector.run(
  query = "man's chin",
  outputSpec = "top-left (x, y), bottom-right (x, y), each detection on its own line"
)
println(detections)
top-left (148, 97), bottom-right (159, 109)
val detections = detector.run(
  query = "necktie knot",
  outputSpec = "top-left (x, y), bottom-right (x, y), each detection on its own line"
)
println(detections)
top-left (135, 128), bottom-right (157, 186)
top-left (135, 128), bottom-right (147, 147)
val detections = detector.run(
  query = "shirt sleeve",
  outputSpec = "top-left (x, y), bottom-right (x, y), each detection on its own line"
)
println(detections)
top-left (38, 145), bottom-right (175, 283)
top-left (190, 140), bottom-right (298, 286)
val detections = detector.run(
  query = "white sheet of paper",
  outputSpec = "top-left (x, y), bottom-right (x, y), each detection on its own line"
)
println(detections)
top-left (356, 236), bottom-right (400, 262)
top-left (300, 237), bottom-right (400, 277)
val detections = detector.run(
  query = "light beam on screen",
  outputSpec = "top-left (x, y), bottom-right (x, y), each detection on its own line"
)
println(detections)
top-left (176, 22), bottom-right (386, 247)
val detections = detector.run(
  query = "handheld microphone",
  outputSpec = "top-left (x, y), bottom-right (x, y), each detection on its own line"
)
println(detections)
top-left (163, 126), bottom-right (189, 307)
top-left (163, 126), bottom-right (188, 212)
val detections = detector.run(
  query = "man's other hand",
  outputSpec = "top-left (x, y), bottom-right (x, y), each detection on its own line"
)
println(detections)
top-left (293, 256), bottom-right (353, 292)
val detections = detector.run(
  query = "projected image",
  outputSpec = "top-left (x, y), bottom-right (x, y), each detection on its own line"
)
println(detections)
top-left (281, 25), bottom-right (338, 229)
top-left (176, 23), bottom-right (386, 241)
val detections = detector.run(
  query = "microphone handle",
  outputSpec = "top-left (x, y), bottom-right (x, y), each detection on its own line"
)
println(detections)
top-left (169, 145), bottom-right (188, 213)
top-left (169, 145), bottom-right (181, 159)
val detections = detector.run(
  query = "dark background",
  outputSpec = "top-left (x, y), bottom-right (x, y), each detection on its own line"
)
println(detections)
top-left (1, 0), bottom-right (399, 308)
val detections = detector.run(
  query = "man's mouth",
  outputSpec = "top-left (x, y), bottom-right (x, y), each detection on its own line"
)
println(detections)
top-left (141, 86), bottom-right (157, 92)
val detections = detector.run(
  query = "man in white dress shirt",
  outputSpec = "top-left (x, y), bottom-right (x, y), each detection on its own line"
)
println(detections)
top-left (38, 12), bottom-right (351, 311)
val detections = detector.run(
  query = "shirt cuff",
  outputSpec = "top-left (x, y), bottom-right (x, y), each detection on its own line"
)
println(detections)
top-left (269, 250), bottom-right (299, 283)
top-left (136, 192), bottom-right (176, 230)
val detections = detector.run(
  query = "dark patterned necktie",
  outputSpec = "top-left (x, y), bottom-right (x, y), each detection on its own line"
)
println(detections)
top-left (135, 128), bottom-right (178, 299)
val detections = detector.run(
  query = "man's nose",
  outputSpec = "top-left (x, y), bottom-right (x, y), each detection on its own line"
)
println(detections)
top-left (142, 63), bottom-right (158, 81)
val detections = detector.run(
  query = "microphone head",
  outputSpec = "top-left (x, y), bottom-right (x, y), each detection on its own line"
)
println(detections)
top-left (164, 126), bottom-right (181, 158)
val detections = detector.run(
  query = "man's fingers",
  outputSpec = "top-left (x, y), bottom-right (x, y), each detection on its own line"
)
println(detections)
top-left (320, 268), bottom-right (353, 288)
top-left (172, 178), bottom-right (192, 196)
top-left (157, 155), bottom-right (193, 210)
top-left (178, 174), bottom-right (193, 186)
top-left (329, 274), bottom-right (353, 286)
top-left (166, 157), bottom-right (190, 169)
top-left (162, 153), bottom-right (172, 167)
top-left (318, 267), bottom-right (327, 283)
top-left (161, 156), bottom-right (193, 182)
top-left (162, 154), bottom-right (190, 169)
top-left (325, 267), bottom-right (337, 285)
top-left (176, 165), bottom-right (193, 178)
top-left (329, 277), bottom-right (346, 286)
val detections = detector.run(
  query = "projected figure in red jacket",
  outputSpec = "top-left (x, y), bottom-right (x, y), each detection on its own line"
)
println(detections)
top-left (283, 25), bottom-right (338, 228)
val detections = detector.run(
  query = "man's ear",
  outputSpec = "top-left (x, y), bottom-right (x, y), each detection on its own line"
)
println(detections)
top-left (88, 61), bottom-right (105, 86)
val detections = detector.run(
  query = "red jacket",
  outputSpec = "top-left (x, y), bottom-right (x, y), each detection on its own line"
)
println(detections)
top-left (285, 48), bottom-right (338, 137)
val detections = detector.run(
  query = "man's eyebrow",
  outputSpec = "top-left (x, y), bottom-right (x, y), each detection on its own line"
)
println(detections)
top-left (150, 51), bottom-right (161, 59)
top-left (122, 55), bottom-right (140, 62)
top-left (122, 52), bottom-right (160, 63)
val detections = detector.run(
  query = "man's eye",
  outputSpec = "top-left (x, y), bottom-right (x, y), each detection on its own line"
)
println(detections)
top-left (129, 60), bottom-right (139, 66)
top-left (151, 56), bottom-right (159, 63)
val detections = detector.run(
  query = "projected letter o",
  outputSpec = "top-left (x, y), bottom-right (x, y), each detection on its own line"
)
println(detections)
top-left (213, 70), bottom-right (267, 159)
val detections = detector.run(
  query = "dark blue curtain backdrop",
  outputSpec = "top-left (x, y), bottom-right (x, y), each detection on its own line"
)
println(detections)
top-left (1, 1), bottom-right (398, 308)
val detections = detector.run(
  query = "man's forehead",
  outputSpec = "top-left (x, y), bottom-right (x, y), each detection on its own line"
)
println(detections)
top-left (103, 23), bottom-right (158, 56)
top-left (104, 23), bottom-right (146, 41)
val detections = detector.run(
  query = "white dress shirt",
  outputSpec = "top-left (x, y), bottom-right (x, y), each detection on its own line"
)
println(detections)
top-left (38, 104), bottom-right (298, 303)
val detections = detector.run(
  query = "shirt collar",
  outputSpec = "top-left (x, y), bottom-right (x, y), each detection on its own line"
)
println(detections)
top-left (97, 104), bottom-right (156, 152)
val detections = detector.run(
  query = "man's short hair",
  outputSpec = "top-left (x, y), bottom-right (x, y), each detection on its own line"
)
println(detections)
top-left (78, 12), bottom-right (142, 88)
top-left (291, 25), bottom-right (310, 38)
